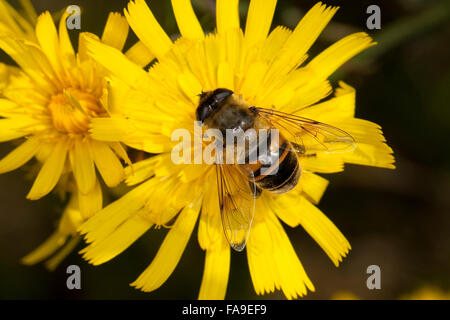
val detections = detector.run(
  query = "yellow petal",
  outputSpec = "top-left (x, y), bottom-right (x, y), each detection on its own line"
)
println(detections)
top-left (0, 118), bottom-right (31, 142)
top-left (344, 143), bottom-right (395, 169)
top-left (125, 0), bottom-right (173, 59)
top-left (77, 32), bottom-right (100, 62)
top-left (90, 140), bottom-right (124, 187)
top-left (19, 0), bottom-right (38, 25)
top-left (300, 153), bottom-right (344, 173)
top-left (177, 71), bottom-right (203, 104)
top-left (23, 193), bottom-right (82, 270)
top-left (246, 219), bottom-right (277, 295)
top-left (307, 32), bottom-right (376, 80)
top-left (216, 0), bottom-right (240, 34)
top-left (81, 213), bottom-right (152, 266)
top-left (0, 2), bottom-right (35, 38)
top-left (85, 36), bottom-right (151, 89)
top-left (27, 139), bottom-right (67, 200)
top-left (104, 75), bottom-right (182, 125)
top-left (244, 0), bottom-right (277, 47)
top-left (182, 34), bottom-right (218, 90)
top-left (300, 171), bottom-right (329, 204)
top-left (268, 217), bottom-right (315, 299)
top-left (198, 235), bottom-right (230, 300)
top-left (70, 138), bottom-right (96, 194)
top-left (131, 197), bottom-right (201, 292)
top-left (79, 179), bottom-right (154, 243)
top-left (125, 155), bottom-right (162, 185)
top-left (89, 117), bottom-right (135, 142)
top-left (268, 192), bottom-right (350, 267)
top-left (35, 12), bottom-right (64, 78)
top-left (141, 204), bottom-right (182, 228)
top-left (240, 61), bottom-right (268, 100)
top-left (267, 66), bottom-right (333, 112)
top-left (45, 237), bottom-right (80, 271)
top-left (270, 3), bottom-right (338, 74)
top-left (110, 142), bottom-right (132, 167)
top-left (101, 12), bottom-right (129, 50)
top-left (261, 26), bottom-right (291, 62)
top-left (197, 174), bottom-right (222, 250)
top-left (0, 0), bottom-right (30, 36)
top-left (21, 231), bottom-right (68, 266)
top-left (171, 0), bottom-right (204, 40)
top-left (0, 99), bottom-right (17, 118)
top-left (266, 192), bottom-right (301, 228)
top-left (78, 179), bottom-right (103, 219)
top-left (287, 3), bottom-right (337, 58)
top-left (278, 78), bottom-right (333, 113)
top-left (247, 203), bottom-right (315, 299)
top-left (58, 11), bottom-right (75, 60)
top-left (125, 41), bottom-right (155, 68)
top-left (294, 81), bottom-right (355, 120)
top-left (58, 194), bottom-right (84, 234)
top-left (0, 37), bottom-right (57, 94)
top-left (297, 198), bottom-right (350, 267)
top-left (178, 163), bottom-right (207, 183)
top-left (0, 137), bottom-right (39, 174)
top-left (217, 61), bottom-right (234, 89)
top-left (329, 118), bottom-right (395, 169)
top-left (140, 135), bottom-right (177, 154)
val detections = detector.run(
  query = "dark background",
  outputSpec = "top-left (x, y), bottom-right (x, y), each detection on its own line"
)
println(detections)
top-left (0, 0), bottom-right (449, 299)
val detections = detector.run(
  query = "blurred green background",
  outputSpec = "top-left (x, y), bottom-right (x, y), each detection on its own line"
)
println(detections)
top-left (0, 0), bottom-right (449, 299)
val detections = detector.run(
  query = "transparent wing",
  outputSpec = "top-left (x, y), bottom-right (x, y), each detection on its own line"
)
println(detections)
top-left (216, 164), bottom-right (256, 252)
top-left (253, 107), bottom-right (356, 155)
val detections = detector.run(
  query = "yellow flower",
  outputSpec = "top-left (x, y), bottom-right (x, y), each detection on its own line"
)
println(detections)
top-left (0, 2), bottom-right (153, 267)
top-left (80, 0), bottom-right (395, 299)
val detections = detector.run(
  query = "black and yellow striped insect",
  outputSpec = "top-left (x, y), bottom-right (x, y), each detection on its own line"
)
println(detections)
top-left (196, 88), bottom-right (356, 251)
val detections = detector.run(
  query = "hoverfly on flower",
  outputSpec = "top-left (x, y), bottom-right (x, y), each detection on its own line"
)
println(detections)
top-left (195, 88), bottom-right (356, 251)
top-left (78, 0), bottom-right (395, 300)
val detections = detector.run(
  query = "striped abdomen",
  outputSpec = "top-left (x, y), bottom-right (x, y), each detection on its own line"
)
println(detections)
top-left (240, 131), bottom-right (301, 196)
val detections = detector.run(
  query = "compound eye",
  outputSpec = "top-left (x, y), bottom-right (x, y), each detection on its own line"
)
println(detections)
top-left (196, 105), bottom-right (210, 123)
top-left (213, 88), bottom-right (233, 103)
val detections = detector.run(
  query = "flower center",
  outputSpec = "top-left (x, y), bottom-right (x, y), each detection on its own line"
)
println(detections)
top-left (48, 88), bottom-right (105, 134)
